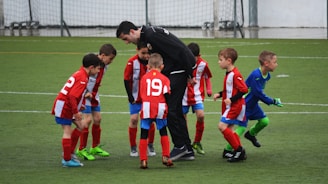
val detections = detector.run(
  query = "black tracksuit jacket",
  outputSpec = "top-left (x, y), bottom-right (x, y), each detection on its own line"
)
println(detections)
top-left (139, 25), bottom-right (196, 77)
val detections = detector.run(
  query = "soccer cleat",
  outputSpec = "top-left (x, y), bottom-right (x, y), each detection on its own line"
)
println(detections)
top-left (76, 148), bottom-right (96, 161)
top-left (130, 146), bottom-right (139, 157)
top-left (222, 149), bottom-right (234, 159)
top-left (244, 131), bottom-right (261, 147)
top-left (178, 150), bottom-right (195, 161)
top-left (71, 153), bottom-right (83, 164)
top-left (90, 145), bottom-right (110, 157)
top-left (192, 142), bottom-right (205, 155)
top-left (162, 156), bottom-right (174, 167)
top-left (148, 143), bottom-right (156, 156)
top-left (170, 145), bottom-right (188, 161)
top-left (62, 159), bottom-right (84, 167)
top-left (227, 146), bottom-right (247, 163)
top-left (140, 160), bottom-right (148, 169)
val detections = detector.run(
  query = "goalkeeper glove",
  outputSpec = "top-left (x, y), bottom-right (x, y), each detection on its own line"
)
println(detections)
top-left (273, 98), bottom-right (283, 107)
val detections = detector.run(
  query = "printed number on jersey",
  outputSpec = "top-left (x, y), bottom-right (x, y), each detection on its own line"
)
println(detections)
top-left (60, 76), bottom-right (75, 95)
top-left (146, 78), bottom-right (162, 96)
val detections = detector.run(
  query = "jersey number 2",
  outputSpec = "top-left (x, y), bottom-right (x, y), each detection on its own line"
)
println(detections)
top-left (60, 76), bottom-right (75, 95)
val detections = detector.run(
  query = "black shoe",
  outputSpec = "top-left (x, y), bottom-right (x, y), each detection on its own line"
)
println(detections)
top-left (244, 131), bottom-right (261, 147)
top-left (227, 146), bottom-right (247, 163)
top-left (178, 150), bottom-right (195, 161)
top-left (170, 145), bottom-right (188, 161)
top-left (222, 149), bottom-right (233, 159)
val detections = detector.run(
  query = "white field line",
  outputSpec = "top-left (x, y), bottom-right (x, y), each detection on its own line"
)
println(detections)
top-left (0, 110), bottom-right (327, 115)
top-left (1, 91), bottom-right (327, 107)
top-left (0, 91), bottom-right (327, 114)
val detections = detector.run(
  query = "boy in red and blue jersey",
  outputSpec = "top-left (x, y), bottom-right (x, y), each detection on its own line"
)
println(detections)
top-left (124, 41), bottom-right (156, 157)
top-left (76, 44), bottom-right (116, 161)
top-left (138, 53), bottom-right (173, 169)
top-left (52, 53), bottom-right (102, 167)
top-left (213, 48), bottom-right (248, 162)
top-left (182, 42), bottom-right (212, 156)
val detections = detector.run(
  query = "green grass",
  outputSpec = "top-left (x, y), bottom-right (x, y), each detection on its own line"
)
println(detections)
top-left (0, 36), bottom-right (328, 184)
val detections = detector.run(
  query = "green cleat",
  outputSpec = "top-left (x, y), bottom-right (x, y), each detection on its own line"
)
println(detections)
top-left (90, 145), bottom-right (110, 157)
top-left (76, 148), bottom-right (96, 161)
top-left (192, 142), bottom-right (205, 155)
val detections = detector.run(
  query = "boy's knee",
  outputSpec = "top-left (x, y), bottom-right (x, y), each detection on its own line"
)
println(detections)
top-left (259, 117), bottom-right (269, 127)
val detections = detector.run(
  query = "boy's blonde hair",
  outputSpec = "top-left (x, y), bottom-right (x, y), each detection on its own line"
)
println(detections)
top-left (148, 53), bottom-right (163, 68)
top-left (259, 50), bottom-right (276, 65)
top-left (218, 48), bottom-right (238, 64)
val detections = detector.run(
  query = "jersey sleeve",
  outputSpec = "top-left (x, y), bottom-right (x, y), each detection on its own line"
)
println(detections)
top-left (247, 73), bottom-right (274, 105)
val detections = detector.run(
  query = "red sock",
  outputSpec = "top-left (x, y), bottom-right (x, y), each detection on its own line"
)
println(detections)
top-left (79, 128), bottom-right (89, 150)
top-left (222, 128), bottom-right (240, 150)
top-left (148, 123), bottom-right (155, 144)
top-left (92, 124), bottom-right (101, 148)
top-left (194, 121), bottom-right (204, 143)
top-left (62, 138), bottom-right (71, 161)
top-left (139, 139), bottom-right (148, 161)
top-left (160, 135), bottom-right (170, 157)
top-left (234, 132), bottom-right (241, 146)
top-left (129, 127), bottom-right (137, 147)
top-left (71, 128), bottom-right (81, 154)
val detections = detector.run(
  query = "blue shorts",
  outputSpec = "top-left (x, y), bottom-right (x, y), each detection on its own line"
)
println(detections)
top-left (129, 103), bottom-right (141, 115)
top-left (182, 103), bottom-right (204, 114)
top-left (82, 105), bottom-right (101, 113)
top-left (246, 104), bottom-right (266, 121)
top-left (141, 118), bottom-right (167, 130)
top-left (55, 117), bottom-right (73, 126)
top-left (220, 117), bottom-right (247, 127)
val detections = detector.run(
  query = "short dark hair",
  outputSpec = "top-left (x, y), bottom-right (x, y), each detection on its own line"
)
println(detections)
top-left (187, 42), bottom-right (200, 56)
top-left (99, 43), bottom-right (117, 56)
top-left (116, 21), bottom-right (138, 38)
top-left (82, 53), bottom-right (102, 67)
top-left (137, 41), bottom-right (148, 50)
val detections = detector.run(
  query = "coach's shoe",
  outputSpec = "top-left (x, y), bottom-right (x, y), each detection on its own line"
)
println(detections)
top-left (192, 142), bottom-right (205, 155)
top-left (170, 145), bottom-right (188, 161)
top-left (140, 160), bottom-right (148, 169)
top-left (148, 143), bottom-right (156, 156)
top-left (162, 156), bottom-right (174, 167)
top-left (244, 131), bottom-right (261, 147)
top-left (222, 149), bottom-right (234, 159)
top-left (227, 146), bottom-right (247, 163)
top-left (178, 150), bottom-right (195, 161)
top-left (130, 146), bottom-right (139, 157)
top-left (76, 148), bottom-right (95, 161)
top-left (90, 145), bottom-right (110, 157)
top-left (62, 159), bottom-right (84, 167)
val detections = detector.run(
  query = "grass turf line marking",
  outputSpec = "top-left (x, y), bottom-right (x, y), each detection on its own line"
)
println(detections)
top-left (0, 110), bottom-right (327, 115)
top-left (1, 91), bottom-right (327, 107)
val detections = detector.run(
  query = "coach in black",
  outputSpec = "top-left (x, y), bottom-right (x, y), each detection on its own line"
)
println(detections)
top-left (116, 21), bottom-right (197, 161)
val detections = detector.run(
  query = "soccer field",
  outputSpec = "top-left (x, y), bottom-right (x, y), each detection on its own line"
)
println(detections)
top-left (0, 36), bottom-right (327, 184)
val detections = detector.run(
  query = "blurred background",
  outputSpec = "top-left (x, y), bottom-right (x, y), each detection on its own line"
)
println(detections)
top-left (0, 0), bottom-right (327, 39)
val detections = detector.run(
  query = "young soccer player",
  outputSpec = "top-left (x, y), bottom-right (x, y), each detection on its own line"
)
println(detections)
top-left (51, 53), bottom-right (102, 167)
top-left (124, 41), bottom-right (156, 157)
top-left (243, 50), bottom-right (283, 147)
top-left (76, 44), bottom-right (117, 161)
top-left (182, 42), bottom-right (212, 155)
top-left (138, 53), bottom-right (173, 169)
top-left (213, 48), bottom-right (248, 162)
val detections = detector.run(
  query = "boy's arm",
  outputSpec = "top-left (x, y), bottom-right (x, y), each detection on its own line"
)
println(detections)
top-left (230, 75), bottom-right (248, 102)
top-left (124, 80), bottom-right (135, 103)
top-left (205, 78), bottom-right (212, 97)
